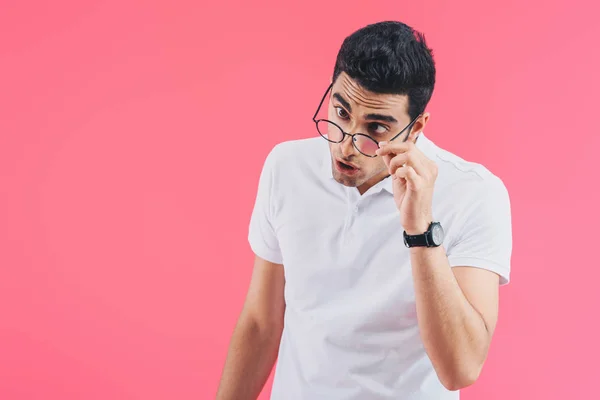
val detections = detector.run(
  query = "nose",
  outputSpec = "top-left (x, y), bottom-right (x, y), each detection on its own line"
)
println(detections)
top-left (339, 133), bottom-right (357, 158)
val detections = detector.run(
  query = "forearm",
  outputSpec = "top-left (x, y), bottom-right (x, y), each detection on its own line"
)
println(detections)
top-left (410, 246), bottom-right (490, 390)
top-left (216, 314), bottom-right (283, 400)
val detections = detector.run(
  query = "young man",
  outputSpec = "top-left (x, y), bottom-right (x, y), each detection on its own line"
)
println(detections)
top-left (216, 21), bottom-right (512, 400)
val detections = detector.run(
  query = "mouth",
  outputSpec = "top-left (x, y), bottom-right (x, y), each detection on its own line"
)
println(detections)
top-left (334, 159), bottom-right (359, 175)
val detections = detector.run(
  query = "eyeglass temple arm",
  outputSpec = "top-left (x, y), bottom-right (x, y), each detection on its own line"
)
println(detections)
top-left (313, 83), bottom-right (334, 121)
top-left (389, 114), bottom-right (422, 143)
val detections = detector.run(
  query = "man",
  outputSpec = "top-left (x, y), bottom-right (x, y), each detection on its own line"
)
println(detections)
top-left (216, 20), bottom-right (512, 400)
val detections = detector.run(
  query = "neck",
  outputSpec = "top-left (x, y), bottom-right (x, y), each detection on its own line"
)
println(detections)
top-left (357, 171), bottom-right (391, 195)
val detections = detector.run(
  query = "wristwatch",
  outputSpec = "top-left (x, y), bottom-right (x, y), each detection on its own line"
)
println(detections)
top-left (403, 222), bottom-right (445, 248)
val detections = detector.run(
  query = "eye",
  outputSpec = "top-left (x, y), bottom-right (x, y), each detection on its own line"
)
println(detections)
top-left (335, 107), bottom-right (349, 119)
top-left (368, 123), bottom-right (388, 135)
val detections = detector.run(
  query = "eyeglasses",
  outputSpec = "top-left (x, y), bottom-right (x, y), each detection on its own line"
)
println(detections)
top-left (312, 83), bottom-right (421, 157)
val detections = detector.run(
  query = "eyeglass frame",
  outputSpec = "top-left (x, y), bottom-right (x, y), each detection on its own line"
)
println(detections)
top-left (312, 83), bottom-right (422, 158)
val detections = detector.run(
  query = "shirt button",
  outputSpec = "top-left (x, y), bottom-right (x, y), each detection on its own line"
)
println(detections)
top-left (354, 206), bottom-right (359, 214)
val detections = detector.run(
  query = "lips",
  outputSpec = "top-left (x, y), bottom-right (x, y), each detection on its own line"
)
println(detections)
top-left (338, 159), bottom-right (357, 168)
top-left (334, 157), bottom-right (357, 168)
top-left (335, 159), bottom-right (359, 174)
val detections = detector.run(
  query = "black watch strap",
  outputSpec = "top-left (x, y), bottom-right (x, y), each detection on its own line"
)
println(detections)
top-left (403, 231), bottom-right (430, 248)
top-left (403, 222), bottom-right (443, 248)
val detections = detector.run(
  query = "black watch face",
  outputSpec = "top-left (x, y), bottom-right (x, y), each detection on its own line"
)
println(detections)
top-left (431, 223), bottom-right (444, 245)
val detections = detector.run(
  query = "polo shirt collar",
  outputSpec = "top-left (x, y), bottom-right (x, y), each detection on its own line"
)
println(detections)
top-left (322, 133), bottom-right (434, 195)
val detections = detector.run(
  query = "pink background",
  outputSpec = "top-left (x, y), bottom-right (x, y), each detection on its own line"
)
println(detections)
top-left (1, 0), bottom-right (599, 399)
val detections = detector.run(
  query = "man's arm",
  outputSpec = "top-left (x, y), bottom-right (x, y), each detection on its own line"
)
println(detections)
top-left (410, 246), bottom-right (500, 391)
top-left (376, 137), bottom-right (511, 392)
top-left (216, 255), bottom-right (286, 400)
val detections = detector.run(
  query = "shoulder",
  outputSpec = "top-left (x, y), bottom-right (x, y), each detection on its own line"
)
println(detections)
top-left (424, 135), bottom-right (510, 210)
top-left (266, 136), bottom-right (324, 161)
top-left (262, 137), bottom-right (327, 178)
top-left (255, 137), bottom-right (328, 215)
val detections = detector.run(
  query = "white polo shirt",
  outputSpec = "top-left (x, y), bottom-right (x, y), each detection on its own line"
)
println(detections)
top-left (248, 134), bottom-right (512, 400)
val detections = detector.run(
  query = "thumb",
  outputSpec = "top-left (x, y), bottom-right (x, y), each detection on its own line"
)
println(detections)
top-left (392, 170), bottom-right (407, 196)
top-left (378, 141), bottom-right (394, 169)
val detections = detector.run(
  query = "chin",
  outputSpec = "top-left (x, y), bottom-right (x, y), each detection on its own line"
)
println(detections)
top-left (333, 171), bottom-right (362, 187)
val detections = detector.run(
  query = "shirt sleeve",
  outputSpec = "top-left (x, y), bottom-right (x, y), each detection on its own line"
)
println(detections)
top-left (248, 147), bottom-right (284, 265)
top-left (446, 176), bottom-right (513, 285)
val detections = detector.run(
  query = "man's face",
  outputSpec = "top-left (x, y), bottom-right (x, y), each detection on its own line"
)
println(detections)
top-left (326, 72), bottom-right (426, 194)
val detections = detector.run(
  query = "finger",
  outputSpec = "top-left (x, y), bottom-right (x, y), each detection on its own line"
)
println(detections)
top-left (382, 152), bottom-right (393, 169)
top-left (384, 142), bottom-right (428, 177)
top-left (378, 141), bottom-right (395, 169)
top-left (407, 152), bottom-right (437, 181)
top-left (404, 150), bottom-right (425, 176)
top-left (395, 165), bottom-right (421, 189)
top-left (376, 140), bottom-right (414, 157)
top-left (388, 153), bottom-right (409, 176)
top-left (383, 146), bottom-right (423, 177)
top-left (378, 141), bottom-right (391, 169)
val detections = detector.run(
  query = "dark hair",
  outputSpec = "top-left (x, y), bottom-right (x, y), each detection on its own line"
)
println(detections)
top-left (332, 21), bottom-right (436, 120)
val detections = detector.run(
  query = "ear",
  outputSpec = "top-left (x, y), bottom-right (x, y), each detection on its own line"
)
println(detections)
top-left (407, 112), bottom-right (430, 142)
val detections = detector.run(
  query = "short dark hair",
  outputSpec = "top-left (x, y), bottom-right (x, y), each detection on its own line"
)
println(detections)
top-left (332, 21), bottom-right (436, 120)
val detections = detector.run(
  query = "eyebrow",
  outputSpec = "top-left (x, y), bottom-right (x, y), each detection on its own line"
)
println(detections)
top-left (364, 113), bottom-right (398, 123)
top-left (332, 92), bottom-right (399, 124)
top-left (332, 93), bottom-right (352, 112)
